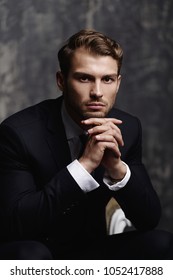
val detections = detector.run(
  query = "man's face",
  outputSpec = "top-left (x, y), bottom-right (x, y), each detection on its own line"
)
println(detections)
top-left (57, 47), bottom-right (121, 125)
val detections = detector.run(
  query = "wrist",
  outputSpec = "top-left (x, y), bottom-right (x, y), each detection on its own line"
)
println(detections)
top-left (106, 161), bottom-right (127, 181)
top-left (78, 157), bottom-right (95, 174)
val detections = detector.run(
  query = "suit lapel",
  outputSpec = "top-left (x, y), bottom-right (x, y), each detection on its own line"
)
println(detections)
top-left (45, 98), bottom-right (72, 170)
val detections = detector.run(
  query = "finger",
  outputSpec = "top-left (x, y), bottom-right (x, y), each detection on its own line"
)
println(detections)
top-left (97, 141), bottom-right (121, 157)
top-left (103, 129), bottom-right (124, 146)
top-left (95, 134), bottom-right (117, 143)
top-left (91, 134), bottom-right (121, 157)
top-left (96, 135), bottom-right (122, 154)
top-left (88, 122), bottom-right (120, 135)
top-left (88, 124), bottom-right (124, 146)
top-left (88, 124), bottom-right (112, 135)
top-left (81, 118), bottom-right (122, 126)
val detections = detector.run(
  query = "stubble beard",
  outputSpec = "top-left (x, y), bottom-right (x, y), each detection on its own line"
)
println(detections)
top-left (82, 111), bottom-right (107, 119)
top-left (66, 98), bottom-right (113, 125)
top-left (81, 102), bottom-right (113, 120)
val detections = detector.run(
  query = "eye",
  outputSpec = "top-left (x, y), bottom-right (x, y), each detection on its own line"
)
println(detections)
top-left (79, 75), bottom-right (91, 83)
top-left (102, 76), bottom-right (115, 83)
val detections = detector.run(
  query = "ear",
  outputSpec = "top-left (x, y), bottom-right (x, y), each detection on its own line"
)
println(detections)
top-left (116, 74), bottom-right (121, 93)
top-left (56, 71), bottom-right (65, 92)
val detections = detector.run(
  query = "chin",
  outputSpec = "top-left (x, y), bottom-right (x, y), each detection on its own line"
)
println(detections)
top-left (83, 111), bottom-right (107, 119)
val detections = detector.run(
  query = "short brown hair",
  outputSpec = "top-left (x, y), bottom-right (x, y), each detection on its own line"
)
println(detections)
top-left (58, 29), bottom-right (123, 76)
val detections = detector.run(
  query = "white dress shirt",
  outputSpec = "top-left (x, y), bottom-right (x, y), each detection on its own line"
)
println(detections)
top-left (61, 102), bottom-right (131, 193)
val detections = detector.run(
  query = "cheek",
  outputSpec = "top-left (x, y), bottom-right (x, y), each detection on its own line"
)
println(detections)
top-left (105, 88), bottom-right (117, 102)
top-left (72, 84), bottom-right (89, 101)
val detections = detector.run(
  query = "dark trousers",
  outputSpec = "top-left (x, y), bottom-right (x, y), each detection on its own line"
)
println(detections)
top-left (0, 230), bottom-right (173, 260)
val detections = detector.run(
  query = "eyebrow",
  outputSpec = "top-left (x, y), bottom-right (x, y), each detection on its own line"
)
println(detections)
top-left (73, 72), bottom-right (118, 78)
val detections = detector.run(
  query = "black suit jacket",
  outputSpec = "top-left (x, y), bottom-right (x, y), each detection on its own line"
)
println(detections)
top-left (0, 97), bottom-right (161, 247)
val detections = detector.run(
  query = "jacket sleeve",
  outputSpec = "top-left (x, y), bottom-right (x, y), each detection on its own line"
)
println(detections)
top-left (0, 123), bottom-right (86, 240)
top-left (112, 117), bottom-right (161, 230)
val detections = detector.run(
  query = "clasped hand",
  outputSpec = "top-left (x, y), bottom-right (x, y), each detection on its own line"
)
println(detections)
top-left (79, 118), bottom-right (126, 180)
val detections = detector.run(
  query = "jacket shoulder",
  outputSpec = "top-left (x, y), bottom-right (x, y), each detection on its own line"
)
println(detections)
top-left (110, 107), bottom-right (140, 125)
top-left (0, 98), bottom-right (62, 129)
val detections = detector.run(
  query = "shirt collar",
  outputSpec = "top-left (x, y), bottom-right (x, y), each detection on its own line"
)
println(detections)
top-left (61, 101), bottom-right (84, 140)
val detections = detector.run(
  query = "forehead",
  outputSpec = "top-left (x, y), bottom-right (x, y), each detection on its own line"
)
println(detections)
top-left (69, 47), bottom-right (118, 75)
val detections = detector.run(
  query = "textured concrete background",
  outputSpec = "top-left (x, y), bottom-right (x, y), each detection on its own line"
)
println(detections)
top-left (0, 0), bottom-right (173, 232)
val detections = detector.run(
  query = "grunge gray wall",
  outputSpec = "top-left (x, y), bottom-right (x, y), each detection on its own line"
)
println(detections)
top-left (0, 0), bottom-right (173, 232)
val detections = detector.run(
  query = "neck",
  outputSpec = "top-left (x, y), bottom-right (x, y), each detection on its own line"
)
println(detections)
top-left (64, 102), bottom-right (84, 129)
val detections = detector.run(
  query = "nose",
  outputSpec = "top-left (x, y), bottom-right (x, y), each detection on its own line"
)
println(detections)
top-left (90, 81), bottom-right (103, 98)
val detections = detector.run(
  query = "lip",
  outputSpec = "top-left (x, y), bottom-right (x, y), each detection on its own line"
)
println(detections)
top-left (86, 102), bottom-right (106, 110)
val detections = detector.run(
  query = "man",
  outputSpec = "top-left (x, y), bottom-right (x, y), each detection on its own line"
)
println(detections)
top-left (0, 29), bottom-right (172, 259)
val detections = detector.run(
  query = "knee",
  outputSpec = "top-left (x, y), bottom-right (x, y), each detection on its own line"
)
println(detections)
top-left (0, 240), bottom-right (52, 260)
top-left (156, 230), bottom-right (173, 258)
top-left (17, 241), bottom-right (53, 260)
top-left (144, 230), bottom-right (173, 259)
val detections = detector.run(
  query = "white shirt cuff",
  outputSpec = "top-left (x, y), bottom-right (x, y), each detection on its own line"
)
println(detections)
top-left (103, 162), bottom-right (131, 191)
top-left (67, 159), bottom-right (99, 193)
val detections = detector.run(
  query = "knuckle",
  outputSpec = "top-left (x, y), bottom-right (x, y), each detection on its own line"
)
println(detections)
top-left (93, 135), bottom-right (98, 141)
